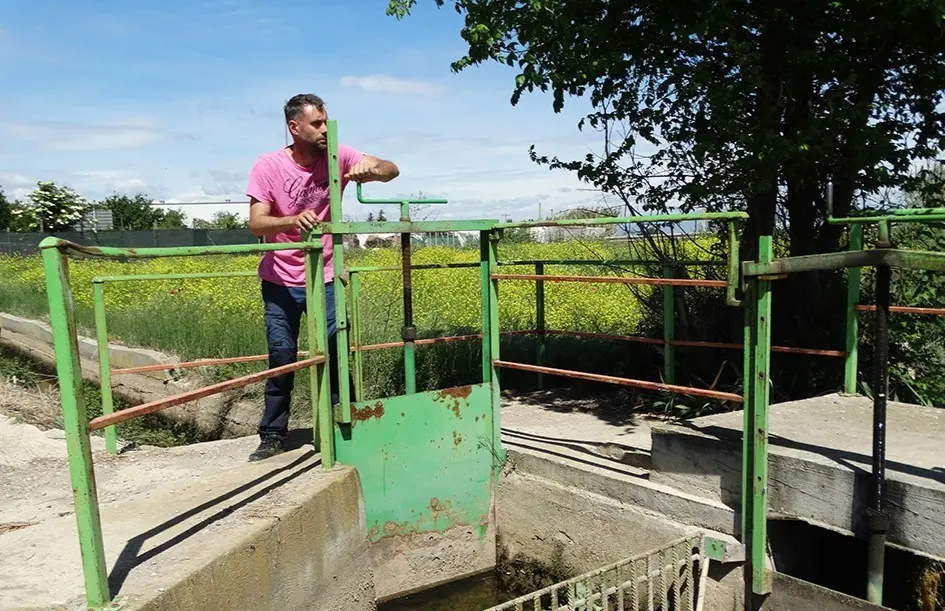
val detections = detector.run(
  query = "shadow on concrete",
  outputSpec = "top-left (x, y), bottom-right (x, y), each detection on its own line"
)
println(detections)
top-left (283, 427), bottom-right (314, 451)
top-left (503, 388), bottom-right (648, 430)
top-left (108, 450), bottom-right (320, 595)
top-left (501, 428), bottom-right (650, 469)
top-left (679, 422), bottom-right (945, 487)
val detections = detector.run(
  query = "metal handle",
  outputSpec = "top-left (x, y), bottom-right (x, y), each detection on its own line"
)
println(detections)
top-left (355, 182), bottom-right (448, 205)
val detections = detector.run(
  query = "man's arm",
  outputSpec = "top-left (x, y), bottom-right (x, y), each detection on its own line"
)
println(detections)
top-left (248, 198), bottom-right (317, 237)
top-left (345, 155), bottom-right (400, 183)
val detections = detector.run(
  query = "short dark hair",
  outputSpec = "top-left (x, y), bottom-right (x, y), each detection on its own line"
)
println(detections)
top-left (284, 93), bottom-right (325, 123)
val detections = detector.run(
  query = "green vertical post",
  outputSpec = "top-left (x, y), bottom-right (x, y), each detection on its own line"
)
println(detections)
top-left (307, 244), bottom-right (334, 468)
top-left (726, 221), bottom-right (740, 305)
top-left (663, 264), bottom-right (676, 384)
top-left (400, 198), bottom-right (417, 395)
top-left (535, 262), bottom-right (545, 390)
top-left (326, 120), bottom-right (352, 419)
top-left (480, 231), bottom-right (492, 384)
top-left (92, 282), bottom-right (118, 455)
top-left (742, 235), bottom-right (773, 598)
top-left (40, 240), bottom-right (110, 610)
top-left (741, 277), bottom-right (756, 607)
top-left (403, 339), bottom-right (417, 394)
top-left (350, 271), bottom-right (365, 402)
top-left (844, 225), bottom-right (863, 394)
top-left (487, 231), bottom-right (503, 466)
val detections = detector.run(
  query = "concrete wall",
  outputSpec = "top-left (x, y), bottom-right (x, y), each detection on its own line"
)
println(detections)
top-left (0, 312), bottom-right (176, 373)
top-left (497, 453), bottom-right (895, 611)
top-left (127, 465), bottom-right (376, 611)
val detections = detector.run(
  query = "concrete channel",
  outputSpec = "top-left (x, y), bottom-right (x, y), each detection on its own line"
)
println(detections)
top-left (2, 313), bottom-right (936, 610)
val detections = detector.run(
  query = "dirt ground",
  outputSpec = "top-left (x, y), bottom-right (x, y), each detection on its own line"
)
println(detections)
top-left (0, 379), bottom-right (267, 532)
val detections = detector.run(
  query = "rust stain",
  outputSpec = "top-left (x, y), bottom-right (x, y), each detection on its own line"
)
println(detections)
top-left (350, 401), bottom-right (385, 424)
top-left (439, 385), bottom-right (472, 399)
top-left (453, 431), bottom-right (463, 446)
top-left (435, 386), bottom-right (473, 418)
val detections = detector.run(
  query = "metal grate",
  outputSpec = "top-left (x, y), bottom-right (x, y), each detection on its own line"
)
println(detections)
top-left (484, 535), bottom-right (706, 611)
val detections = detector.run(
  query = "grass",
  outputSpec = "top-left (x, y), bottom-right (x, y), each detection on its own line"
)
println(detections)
top-left (0, 345), bottom-right (206, 447)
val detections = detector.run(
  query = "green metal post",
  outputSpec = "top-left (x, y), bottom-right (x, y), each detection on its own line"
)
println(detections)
top-left (844, 225), bottom-right (863, 394)
top-left (401, 198), bottom-right (417, 395)
top-left (350, 271), bottom-right (365, 402)
top-left (326, 120), bottom-right (352, 417)
top-left (742, 235), bottom-right (773, 600)
top-left (480, 231), bottom-right (492, 384)
top-left (307, 244), bottom-right (333, 468)
top-left (92, 282), bottom-right (118, 455)
top-left (41, 240), bottom-right (110, 610)
top-left (487, 231), bottom-right (503, 465)
top-left (535, 262), bottom-right (545, 390)
top-left (726, 221), bottom-right (742, 306)
top-left (663, 264), bottom-right (676, 385)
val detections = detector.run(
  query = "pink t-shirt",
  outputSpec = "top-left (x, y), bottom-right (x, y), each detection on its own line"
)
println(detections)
top-left (246, 145), bottom-right (364, 286)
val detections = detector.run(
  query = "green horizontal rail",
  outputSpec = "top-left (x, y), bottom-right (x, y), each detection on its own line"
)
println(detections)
top-left (356, 183), bottom-right (448, 205)
top-left (495, 211), bottom-right (749, 229)
top-left (93, 270), bottom-right (258, 284)
top-left (743, 248), bottom-right (945, 278)
top-left (320, 220), bottom-right (498, 234)
top-left (828, 213), bottom-right (945, 225)
top-left (38, 237), bottom-right (320, 259)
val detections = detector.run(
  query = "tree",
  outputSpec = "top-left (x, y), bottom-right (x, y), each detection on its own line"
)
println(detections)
top-left (0, 188), bottom-right (10, 231)
top-left (387, 0), bottom-right (945, 257)
top-left (14, 181), bottom-right (90, 232)
top-left (194, 210), bottom-right (248, 230)
top-left (159, 208), bottom-right (188, 229)
top-left (103, 193), bottom-right (165, 230)
top-left (367, 211), bottom-right (375, 222)
top-left (377, 209), bottom-right (387, 222)
top-left (387, 0), bottom-right (945, 370)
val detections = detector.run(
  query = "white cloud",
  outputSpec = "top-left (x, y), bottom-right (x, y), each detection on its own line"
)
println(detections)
top-left (340, 75), bottom-right (446, 96)
top-left (0, 120), bottom-right (173, 152)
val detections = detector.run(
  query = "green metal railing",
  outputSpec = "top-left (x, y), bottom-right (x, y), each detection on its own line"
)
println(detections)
top-left (740, 188), bottom-right (945, 606)
top-left (485, 534), bottom-right (706, 611)
top-left (40, 238), bottom-right (331, 611)
top-left (42, 118), bottom-right (945, 611)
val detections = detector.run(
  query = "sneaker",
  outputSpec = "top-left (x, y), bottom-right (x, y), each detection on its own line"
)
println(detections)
top-left (248, 436), bottom-right (284, 462)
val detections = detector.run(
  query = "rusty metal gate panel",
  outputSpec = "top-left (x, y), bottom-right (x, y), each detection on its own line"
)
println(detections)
top-left (484, 535), bottom-right (706, 611)
top-left (334, 381), bottom-right (499, 599)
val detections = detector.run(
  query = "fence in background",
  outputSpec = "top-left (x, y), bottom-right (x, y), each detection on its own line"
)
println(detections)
top-left (0, 229), bottom-right (259, 254)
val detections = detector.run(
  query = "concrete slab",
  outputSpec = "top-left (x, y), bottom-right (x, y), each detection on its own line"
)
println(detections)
top-left (650, 394), bottom-right (945, 560)
top-left (500, 389), bottom-right (662, 469)
top-left (0, 418), bottom-right (375, 611)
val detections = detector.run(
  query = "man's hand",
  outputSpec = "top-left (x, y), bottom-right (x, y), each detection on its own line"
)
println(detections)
top-left (294, 210), bottom-right (319, 232)
top-left (345, 155), bottom-right (400, 183)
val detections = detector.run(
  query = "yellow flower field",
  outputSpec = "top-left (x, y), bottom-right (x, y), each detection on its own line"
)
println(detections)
top-left (0, 238), bottom-right (723, 363)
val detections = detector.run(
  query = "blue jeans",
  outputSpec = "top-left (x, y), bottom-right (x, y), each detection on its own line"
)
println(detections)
top-left (258, 279), bottom-right (347, 440)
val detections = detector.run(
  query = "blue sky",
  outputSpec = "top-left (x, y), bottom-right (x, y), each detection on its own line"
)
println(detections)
top-left (0, 0), bottom-right (611, 223)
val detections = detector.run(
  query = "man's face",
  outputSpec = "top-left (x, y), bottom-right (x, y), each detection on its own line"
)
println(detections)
top-left (289, 104), bottom-right (328, 151)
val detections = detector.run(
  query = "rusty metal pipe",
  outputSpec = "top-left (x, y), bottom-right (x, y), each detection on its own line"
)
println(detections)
top-left (88, 357), bottom-right (324, 431)
top-left (349, 330), bottom-right (845, 358)
top-left (855, 304), bottom-right (945, 316)
top-left (112, 352), bottom-right (312, 375)
top-left (491, 274), bottom-right (727, 288)
top-left (493, 359), bottom-right (743, 402)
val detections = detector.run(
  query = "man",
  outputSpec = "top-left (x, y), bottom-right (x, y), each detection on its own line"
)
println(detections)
top-left (245, 93), bottom-right (399, 461)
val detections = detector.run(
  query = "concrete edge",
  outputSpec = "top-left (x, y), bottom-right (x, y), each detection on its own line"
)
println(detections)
top-left (503, 442), bottom-right (738, 536)
top-left (0, 312), bottom-right (178, 372)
